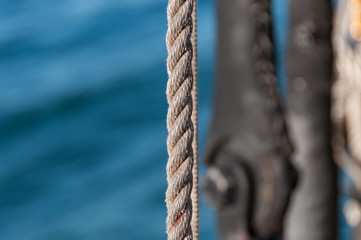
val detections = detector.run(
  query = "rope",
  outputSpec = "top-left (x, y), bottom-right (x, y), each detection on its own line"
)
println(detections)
top-left (190, 0), bottom-right (199, 239)
top-left (250, 0), bottom-right (293, 156)
top-left (332, 0), bottom-right (361, 179)
top-left (165, 0), bottom-right (198, 239)
top-left (332, 1), bottom-right (361, 165)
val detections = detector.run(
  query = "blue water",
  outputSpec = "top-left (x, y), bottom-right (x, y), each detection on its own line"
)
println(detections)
top-left (0, 1), bottom-right (216, 239)
top-left (0, 0), bottom-right (351, 239)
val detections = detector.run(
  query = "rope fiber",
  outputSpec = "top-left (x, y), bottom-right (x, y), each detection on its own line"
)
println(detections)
top-left (165, 0), bottom-right (198, 239)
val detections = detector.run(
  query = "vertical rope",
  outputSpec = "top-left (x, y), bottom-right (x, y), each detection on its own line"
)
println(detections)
top-left (190, 0), bottom-right (199, 239)
top-left (251, 0), bottom-right (293, 156)
top-left (333, 0), bottom-right (361, 167)
top-left (165, 0), bottom-right (196, 239)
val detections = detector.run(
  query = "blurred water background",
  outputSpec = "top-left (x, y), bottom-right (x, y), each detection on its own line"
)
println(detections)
top-left (0, 0), bottom-right (351, 239)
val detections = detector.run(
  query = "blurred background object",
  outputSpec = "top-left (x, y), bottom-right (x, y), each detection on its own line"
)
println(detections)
top-left (202, 0), bottom-right (296, 239)
top-left (0, 0), bottom-right (357, 239)
top-left (333, 0), bottom-right (361, 239)
top-left (284, 0), bottom-right (337, 239)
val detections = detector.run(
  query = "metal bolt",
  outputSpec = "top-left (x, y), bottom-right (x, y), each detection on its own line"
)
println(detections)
top-left (295, 21), bottom-right (316, 48)
top-left (203, 166), bottom-right (235, 210)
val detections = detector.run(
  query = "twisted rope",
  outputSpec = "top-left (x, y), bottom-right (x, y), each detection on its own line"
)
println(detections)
top-left (250, 0), bottom-right (293, 156)
top-left (332, 0), bottom-right (361, 169)
top-left (190, 0), bottom-right (199, 239)
top-left (165, 0), bottom-right (197, 239)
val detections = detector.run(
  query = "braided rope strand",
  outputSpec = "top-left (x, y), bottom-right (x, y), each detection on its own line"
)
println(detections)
top-left (166, 0), bottom-right (195, 239)
top-left (333, 0), bottom-right (361, 167)
top-left (251, 0), bottom-right (293, 156)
